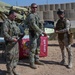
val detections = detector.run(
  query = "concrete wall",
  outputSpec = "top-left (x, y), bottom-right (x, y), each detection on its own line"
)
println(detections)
top-left (37, 11), bottom-right (44, 21)
top-left (50, 4), bottom-right (55, 10)
top-left (55, 4), bottom-right (60, 10)
top-left (36, 2), bottom-right (75, 21)
top-left (60, 4), bottom-right (66, 10)
top-left (65, 9), bottom-right (75, 20)
top-left (65, 3), bottom-right (71, 10)
top-left (44, 4), bottom-right (50, 11)
top-left (24, 2), bottom-right (75, 21)
top-left (38, 2), bottom-right (75, 11)
top-left (43, 11), bottom-right (54, 21)
top-left (39, 5), bottom-right (45, 11)
top-left (71, 3), bottom-right (75, 9)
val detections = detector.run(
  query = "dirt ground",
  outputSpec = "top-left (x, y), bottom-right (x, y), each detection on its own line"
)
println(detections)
top-left (0, 40), bottom-right (75, 75)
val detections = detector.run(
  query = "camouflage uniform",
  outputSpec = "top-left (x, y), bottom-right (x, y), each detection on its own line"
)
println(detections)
top-left (3, 19), bottom-right (21, 75)
top-left (26, 12), bottom-right (44, 69)
top-left (55, 18), bottom-right (72, 68)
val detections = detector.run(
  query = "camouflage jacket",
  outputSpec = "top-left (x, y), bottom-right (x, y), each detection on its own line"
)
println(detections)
top-left (25, 12), bottom-right (43, 36)
top-left (3, 19), bottom-right (21, 42)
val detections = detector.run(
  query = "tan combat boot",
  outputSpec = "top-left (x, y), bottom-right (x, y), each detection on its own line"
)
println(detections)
top-left (30, 63), bottom-right (37, 69)
top-left (67, 47), bottom-right (72, 69)
top-left (68, 63), bottom-right (72, 69)
top-left (68, 55), bottom-right (72, 69)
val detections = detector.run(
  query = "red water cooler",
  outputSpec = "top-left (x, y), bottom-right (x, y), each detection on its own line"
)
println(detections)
top-left (18, 35), bottom-right (48, 59)
top-left (39, 36), bottom-right (48, 57)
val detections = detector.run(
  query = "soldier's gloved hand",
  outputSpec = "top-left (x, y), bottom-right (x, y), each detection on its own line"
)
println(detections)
top-left (55, 30), bottom-right (59, 33)
top-left (19, 33), bottom-right (25, 39)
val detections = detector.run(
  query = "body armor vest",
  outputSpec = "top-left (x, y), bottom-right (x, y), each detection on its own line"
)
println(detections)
top-left (56, 19), bottom-right (66, 40)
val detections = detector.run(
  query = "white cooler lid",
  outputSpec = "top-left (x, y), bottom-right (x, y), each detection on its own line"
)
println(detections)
top-left (22, 35), bottom-right (29, 39)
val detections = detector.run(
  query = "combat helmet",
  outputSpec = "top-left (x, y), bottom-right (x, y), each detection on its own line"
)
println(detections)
top-left (57, 9), bottom-right (64, 15)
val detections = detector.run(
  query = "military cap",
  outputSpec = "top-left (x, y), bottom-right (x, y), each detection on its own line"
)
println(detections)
top-left (57, 9), bottom-right (64, 15)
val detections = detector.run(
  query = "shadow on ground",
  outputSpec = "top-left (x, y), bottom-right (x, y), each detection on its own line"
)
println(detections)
top-left (48, 44), bottom-right (59, 46)
top-left (18, 57), bottom-right (30, 67)
top-left (40, 60), bottom-right (68, 68)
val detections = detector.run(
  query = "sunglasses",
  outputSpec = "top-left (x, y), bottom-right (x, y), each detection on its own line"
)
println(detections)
top-left (32, 7), bottom-right (37, 8)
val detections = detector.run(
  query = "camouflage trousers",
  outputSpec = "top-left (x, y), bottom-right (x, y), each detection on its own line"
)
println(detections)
top-left (29, 34), bottom-right (40, 64)
top-left (5, 42), bottom-right (19, 73)
top-left (58, 36), bottom-right (72, 66)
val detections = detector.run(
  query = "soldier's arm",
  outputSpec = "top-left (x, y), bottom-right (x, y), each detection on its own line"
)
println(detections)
top-left (54, 20), bottom-right (59, 31)
top-left (3, 21), bottom-right (14, 41)
top-left (39, 21), bottom-right (44, 31)
top-left (58, 20), bottom-right (70, 33)
top-left (30, 16), bottom-right (43, 34)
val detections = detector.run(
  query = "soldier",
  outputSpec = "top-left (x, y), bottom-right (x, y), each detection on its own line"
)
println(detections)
top-left (25, 3), bottom-right (46, 69)
top-left (3, 10), bottom-right (23, 75)
top-left (55, 9), bottom-right (73, 69)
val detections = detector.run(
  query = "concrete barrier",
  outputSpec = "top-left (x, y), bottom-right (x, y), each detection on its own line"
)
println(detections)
top-left (53, 10), bottom-right (59, 21)
top-left (44, 4), bottom-right (50, 11)
top-left (43, 11), bottom-right (54, 21)
top-left (65, 3), bottom-right (71, 10)
top-left (50, 4), bottom-right (55, 10)
top-left (71, 3), bottom-right (75, 9)
top-left (65, 9), bottom-right (75, 20)
top-left (39, 5), bottom-right (45, 11)
top-left (37, 11), bottom-right (44, 21)
top-left (55, 4), bottom-right (60, 10)
top-left (60, 4), bottom-right (66, 10)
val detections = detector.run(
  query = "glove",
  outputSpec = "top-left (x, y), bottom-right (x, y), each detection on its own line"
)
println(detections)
top-left (19, 33), bottom-right (25, 39)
